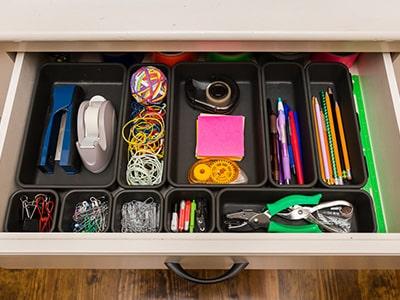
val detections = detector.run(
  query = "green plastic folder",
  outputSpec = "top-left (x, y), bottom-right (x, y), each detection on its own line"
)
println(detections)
top-left (352, 75), bottom-right (386, 232)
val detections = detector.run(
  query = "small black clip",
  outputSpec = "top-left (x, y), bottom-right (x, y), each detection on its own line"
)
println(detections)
top-left (195, 199), bottom-right (207, 232)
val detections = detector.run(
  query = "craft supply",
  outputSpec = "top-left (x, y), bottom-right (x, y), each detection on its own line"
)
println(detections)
top-left (269, 98), bottom-right (305, 185)
top-left (122, 77), bottom-right (167, 185)
top-left (170, 203), bottom-right (178, 232)
top-left (289, 111), bottom-right (304, 184)
top-left (184, 200), bottom-right (191, 232)
top-left (39, 84), bottom-right (82, 174)
top-left (321, 109), bottom-right (333, 184)
top-left (267, 99), bottom-right (279, 183)
top-left (120, 197), bottom-right (160, 233)
top-left (328, 89), bottom-right (346, 180)
top-left (185, 75), bottom-right (240, 114)
top-left (152, 52), bottom-right (197, 67)
top-left (312, 88), bottom-right (353, 185)
top-left (188, 158), bottom-right (242, 184)
top-left (178, 200), bottom-right (185, 232)
top-left (284, 103), bottom-right (295, 176)
top-left (276, 98), bottom-right (291, 184)
top-left (312, 97), bottom-right (328, 183)
top-left (225, 194), bottom-right (353, 233)
top-left (329, 88), bottom-right (352, 180)
top-left (20, 193), bottom-right (55, 232)
top-left (189, 200), bottom-right (196, 233)
top-left (76, 95), bottom-right (116, 174)
top-left (195, 199), bottom-right (207, 232)
top-left (172, 198), bottom-right (208, 233)
top-left (130, 66), bottom-right (167, 105)
top-left (325, 92), bottom-right (343, 185)
top-left (294, 112), bottom-right (303, 163)
top-left (72, 196), bottom-right (108, 232)
top-left (196, 114), bottom-right (245, 160)
top-left (320, 91), bottom-right (338, 184)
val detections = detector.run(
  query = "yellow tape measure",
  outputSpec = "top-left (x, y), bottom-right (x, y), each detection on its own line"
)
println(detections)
top-left (189, 158), bottom-right (240, 184)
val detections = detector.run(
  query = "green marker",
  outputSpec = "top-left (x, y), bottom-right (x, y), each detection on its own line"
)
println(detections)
top-left (189, 200), bottom-right (196, 233)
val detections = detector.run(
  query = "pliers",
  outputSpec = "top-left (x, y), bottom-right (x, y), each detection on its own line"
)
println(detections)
top-left (225, 194), bottom-right (353, 233)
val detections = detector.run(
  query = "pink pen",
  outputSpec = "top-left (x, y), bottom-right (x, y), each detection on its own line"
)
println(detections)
top-left (276, 98), bottom-right (291, 184)
top-left (315, 98), bottom-right (330, 182)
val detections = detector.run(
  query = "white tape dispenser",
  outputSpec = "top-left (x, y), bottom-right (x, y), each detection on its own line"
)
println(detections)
top-left (76, 95), bottom-right (116, 174)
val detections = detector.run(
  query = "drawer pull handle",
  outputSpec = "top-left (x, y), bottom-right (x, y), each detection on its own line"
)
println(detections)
top-left (165, 261), bottom-right (248, 284)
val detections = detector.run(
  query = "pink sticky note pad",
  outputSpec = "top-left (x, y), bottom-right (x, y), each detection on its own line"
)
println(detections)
top-left (196, 114), bottom-right (245, 159)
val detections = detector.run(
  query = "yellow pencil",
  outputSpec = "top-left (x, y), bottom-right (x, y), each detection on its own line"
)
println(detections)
top-left (325, 92), bottom-right (343, 185)
top-left (335, 100), bottom-right (352, 180)
top-left (312, 97), bottom-right (326, 183)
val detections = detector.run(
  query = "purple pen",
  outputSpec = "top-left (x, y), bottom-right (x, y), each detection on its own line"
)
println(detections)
top-left (277, 137), bottom-right (283, 184)
top-left (276, 98), bottom-right (291, 184)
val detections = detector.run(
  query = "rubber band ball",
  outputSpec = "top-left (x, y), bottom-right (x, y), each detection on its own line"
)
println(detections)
top-left (130, 66), bottom-right (167, 105)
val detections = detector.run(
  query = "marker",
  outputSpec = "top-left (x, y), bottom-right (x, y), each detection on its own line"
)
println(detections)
top-left (284, 103), bottom-right (296, 176)
top-left (184, 200), bottom-right (191, 232)
top-left (267, 99), bottom-right (279, 183)
top-left (178, 200), bottom-right (185, 232)
top-left (189, 200), bottom-right (196, 233)
top-left (289, 111), bottom-right (304, 184)
top-left (170, 203), bottom-right (178, 232)
top-left (277, 98), bottom-right (291, 184)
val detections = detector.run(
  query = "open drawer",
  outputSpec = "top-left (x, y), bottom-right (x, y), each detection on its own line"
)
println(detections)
top-left (0, 52), bottom-right (400, 272)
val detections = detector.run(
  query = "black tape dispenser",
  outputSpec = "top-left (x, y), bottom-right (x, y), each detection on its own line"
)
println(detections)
top-left (185, 75), bottom-right (239, 114)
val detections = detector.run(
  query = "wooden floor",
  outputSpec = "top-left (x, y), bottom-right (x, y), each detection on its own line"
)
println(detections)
top-left (0, 269), bottom-right (400, 299)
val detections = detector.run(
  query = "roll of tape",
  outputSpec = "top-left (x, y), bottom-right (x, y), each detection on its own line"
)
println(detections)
top-left (152, 52), bottom-right (197, 67)
top-left (205, 81), bottom-right (232, 107)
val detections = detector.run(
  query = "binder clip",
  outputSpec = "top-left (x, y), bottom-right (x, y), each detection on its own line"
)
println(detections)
top-left (76, 95), bottom-right (116, 174)
top-left (39, 84), bottom-right (83, 174)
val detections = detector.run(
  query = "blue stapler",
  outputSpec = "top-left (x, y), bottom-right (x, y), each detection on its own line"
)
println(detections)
top-left (39, 84), bottom-right (83, 174)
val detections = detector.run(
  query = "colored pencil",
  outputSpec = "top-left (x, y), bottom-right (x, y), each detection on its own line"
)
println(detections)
top-left (321, 108), bottom-right (333, 185)
top-left (332, 92), bottom-right (352, 180)
top-left (312, 97), bottom-right (326, 183)
top-left (325, 92), bottom-right (343, 185)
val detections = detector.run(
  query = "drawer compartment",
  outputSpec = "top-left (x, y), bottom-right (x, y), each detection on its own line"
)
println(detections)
top-left (168, 62), bottom-right (268, 188)
top-left (16, 63), bottom-right (126, 188)
top-left (58, 189), bottom-right (112, 232)
top-left (117, 64), bottom-right (169, 189)
top-left (216, 188), bottom-right (376, 233)
top-left (306, 63), bottom-right (367, 188)
top-left (262, 62), bottom-right (317, 187)
top-left (0, 53), bottom-right (400, 269)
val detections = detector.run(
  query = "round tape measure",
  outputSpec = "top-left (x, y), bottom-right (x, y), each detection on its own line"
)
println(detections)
top-left (188, 158), bottom-right (240, 184)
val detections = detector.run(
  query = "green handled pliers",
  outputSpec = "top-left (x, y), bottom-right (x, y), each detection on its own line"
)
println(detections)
top-left (225, 194), bottom-right (326, 233)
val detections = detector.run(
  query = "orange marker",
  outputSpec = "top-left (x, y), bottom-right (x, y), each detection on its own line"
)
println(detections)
top-left (335, 100), bottom-right (352, 180)
top-left (312, 97), bottom-right (326, 183)
top-left (325, 92), bottom-right (343, 185)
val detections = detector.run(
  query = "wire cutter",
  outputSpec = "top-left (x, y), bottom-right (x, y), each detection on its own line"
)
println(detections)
top-left (225, 194), bottom-right (353, 233)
